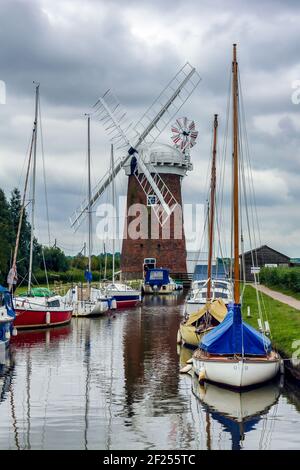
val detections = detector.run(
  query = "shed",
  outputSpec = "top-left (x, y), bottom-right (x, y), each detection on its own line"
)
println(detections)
top-left (241, 245), bottom-right (290, 281)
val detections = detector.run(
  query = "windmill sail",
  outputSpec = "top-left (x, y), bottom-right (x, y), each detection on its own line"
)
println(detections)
top-left (70, 62), bottom-right (201, 230)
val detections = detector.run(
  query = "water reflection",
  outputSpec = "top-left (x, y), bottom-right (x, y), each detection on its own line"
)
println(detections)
top-left (0, 349), bottom-right (15, 403)
top-left (192, 377), bottom-right (281, 449)
top-left (0, 297), bottom-right (299, 450)
top-left (11, 324), bottom-right (72, 348)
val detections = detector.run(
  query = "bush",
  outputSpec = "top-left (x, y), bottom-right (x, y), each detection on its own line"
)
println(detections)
top-left (32, 269), bottom-right (115, 285)
top-left (260, 266), bottom-right (300, 293)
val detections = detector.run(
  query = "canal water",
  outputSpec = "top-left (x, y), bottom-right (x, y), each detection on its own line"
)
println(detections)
top-left (0, 293), bottom-right (300, 450)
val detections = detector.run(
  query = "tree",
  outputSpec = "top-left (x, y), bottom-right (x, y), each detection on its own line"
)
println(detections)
top-left (0, 189), bottom-right (13, 284)
top-left (9, 187), bottom-right (32, 279)
top-left (41, 246), bottom-right (70, 272)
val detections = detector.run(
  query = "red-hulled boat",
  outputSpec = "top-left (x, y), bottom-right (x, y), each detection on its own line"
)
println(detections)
top-left (8, 84), bottom-right (73, 330)
top-left (14, 294), bottom-right (72, 329)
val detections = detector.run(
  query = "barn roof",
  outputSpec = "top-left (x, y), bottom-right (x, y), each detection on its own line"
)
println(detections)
top-left (240, 245), bottom-right (290, 261)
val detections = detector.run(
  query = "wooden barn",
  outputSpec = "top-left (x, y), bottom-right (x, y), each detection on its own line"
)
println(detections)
top-left (241, 245), bottom-right (290, 282)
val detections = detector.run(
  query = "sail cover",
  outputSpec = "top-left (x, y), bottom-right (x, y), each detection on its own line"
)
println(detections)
top-left (145, 268), bottom-right (170, 287)
top-left (186, 299), bottom-right (228, 326)
top-left (199, 303), bottom-right (271, 355)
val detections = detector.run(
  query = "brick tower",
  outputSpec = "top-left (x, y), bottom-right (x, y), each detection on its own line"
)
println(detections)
top-left (121, 142), bottom-right (193, 279)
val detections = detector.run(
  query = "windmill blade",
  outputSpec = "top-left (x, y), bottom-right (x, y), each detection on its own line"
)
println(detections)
top-left (133, 62), bottom-right (201, 147)
top-left (70, 63), bottom-right (201, 230)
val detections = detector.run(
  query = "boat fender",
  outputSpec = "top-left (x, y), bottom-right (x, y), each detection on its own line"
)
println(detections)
top-left (12, 327), bottom-right (18, 336)
top-left (46, 311), bottom-right (51, 325)
top-left (111, 299), bottom-right (117, 310)
top-left (5, 330), bottom-right (11, 340)
top-left (180, 364), bottom-right (193, 374)
top-left (198, 369), bottom-right (206, 384)
top-left (176, 329), bottom-right (182, 344)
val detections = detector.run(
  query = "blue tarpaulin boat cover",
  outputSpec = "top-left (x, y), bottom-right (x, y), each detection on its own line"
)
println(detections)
top-left (145, 268), bottom-right (170, 287)
top-left (199, 303), bottom-right (271, 355)
top-left (0, 285), bottom-right (15, 318)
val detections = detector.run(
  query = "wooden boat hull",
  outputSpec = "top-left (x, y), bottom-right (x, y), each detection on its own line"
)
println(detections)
top-left (14, 307), bottom-right (72, 329)
top-left (193, 351), bottom-right (280, 388)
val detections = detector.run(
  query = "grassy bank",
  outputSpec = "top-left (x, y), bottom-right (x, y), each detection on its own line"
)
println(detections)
top-left (260, 266), bottom-right (300, 300)
top-left (15, 279), bottom-right (143, 296)
top-left (242, 285), bottom-right (300, 358)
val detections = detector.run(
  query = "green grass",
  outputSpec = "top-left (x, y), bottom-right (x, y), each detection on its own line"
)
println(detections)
top-left (242, 285), bottom-right (300, 358)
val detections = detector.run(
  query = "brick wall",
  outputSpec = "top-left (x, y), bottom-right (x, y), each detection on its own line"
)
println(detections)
top-left (121, 173), bottom-right (187, 279)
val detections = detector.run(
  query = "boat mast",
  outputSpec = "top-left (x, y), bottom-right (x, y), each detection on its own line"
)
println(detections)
top-left (207, 114), bottom-right (218, 301)
top-left (87, 114), bottom-right (92, 299)
top-left (10, 125), bottom-right (35, 289)
top-left (28, 83), bottom-right (39, 293)
top-left (111, 144), bottom-right (115, 284)
top-left (232, 44), bottom-right (240, 304)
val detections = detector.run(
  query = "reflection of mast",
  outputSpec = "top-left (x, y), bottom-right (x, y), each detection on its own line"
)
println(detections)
top-left (205, 411), bottom-right (211, 450)
top-left (84, 322), bottom-right (91, 450)
top-left (9, 385), bottom-right (20, 450)
top-left (26, 349), bottom-right (32, 449)
top-left (106, 317), bottom-right (114, 450)
top-left (7, 354), bottom-right (20, 450)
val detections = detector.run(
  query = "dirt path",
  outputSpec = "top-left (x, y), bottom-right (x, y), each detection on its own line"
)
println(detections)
top-left (254, 284), bottom-right (300, 311)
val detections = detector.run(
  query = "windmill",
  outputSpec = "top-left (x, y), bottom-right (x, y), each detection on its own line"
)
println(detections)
top-left (70, 63), bottom-right (201, 231)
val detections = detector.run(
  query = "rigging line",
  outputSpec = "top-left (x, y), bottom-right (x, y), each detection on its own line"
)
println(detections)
top-left (17, 130), bottom-right (34, 191)
top-left (238, 110), bottom-right (271, 344)
top-left (238, 70), bottom-right (261, 259)
top-left (38, 94), bottom-right (51, 246)
top-left (239, 115), bottom-right (265, 325)
top-left (238, 72), bottom-right (272, 333)
top-left (217, 64), bottom-right (232, 260)
top-left (41, 247), bottom-right (49, 291)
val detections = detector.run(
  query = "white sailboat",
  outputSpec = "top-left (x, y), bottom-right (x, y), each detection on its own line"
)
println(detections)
top-left (192, 45), bottom-right (280, 388)
top-left (179, 115), bottom-right (229, 348)
top-left (65, 115), bottom-right (110, 316)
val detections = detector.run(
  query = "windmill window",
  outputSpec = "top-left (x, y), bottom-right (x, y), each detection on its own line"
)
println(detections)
top-left (147, 195), bottom-right (157, 206)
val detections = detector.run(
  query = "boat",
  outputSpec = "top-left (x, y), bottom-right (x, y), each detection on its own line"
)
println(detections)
top-left (179, 115), bottom-right (229, 347)
top-left (0, 285), bottom-right (16, 353)
top-left (65, 115), bottom-right (110, 317)
top-left (102, 283), bottom-right (141, 309)
top-left (192, 45), bottom-right (280, 388)
top-left (142, 268), bottom-right (176, 294)
top-left (9, 84), bottom-right (73, 329)
top-left (14, 287), bottom-right (72, 329)
top-left (185, 279), bottom-right (232, 315)
top-left (64, 285), bottom-right (111, 316)
top-left (184, 114), bottom-right (232, 316)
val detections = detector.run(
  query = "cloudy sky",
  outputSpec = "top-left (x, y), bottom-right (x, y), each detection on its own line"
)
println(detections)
top-left (0, 0), bottom-right (299, 257)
